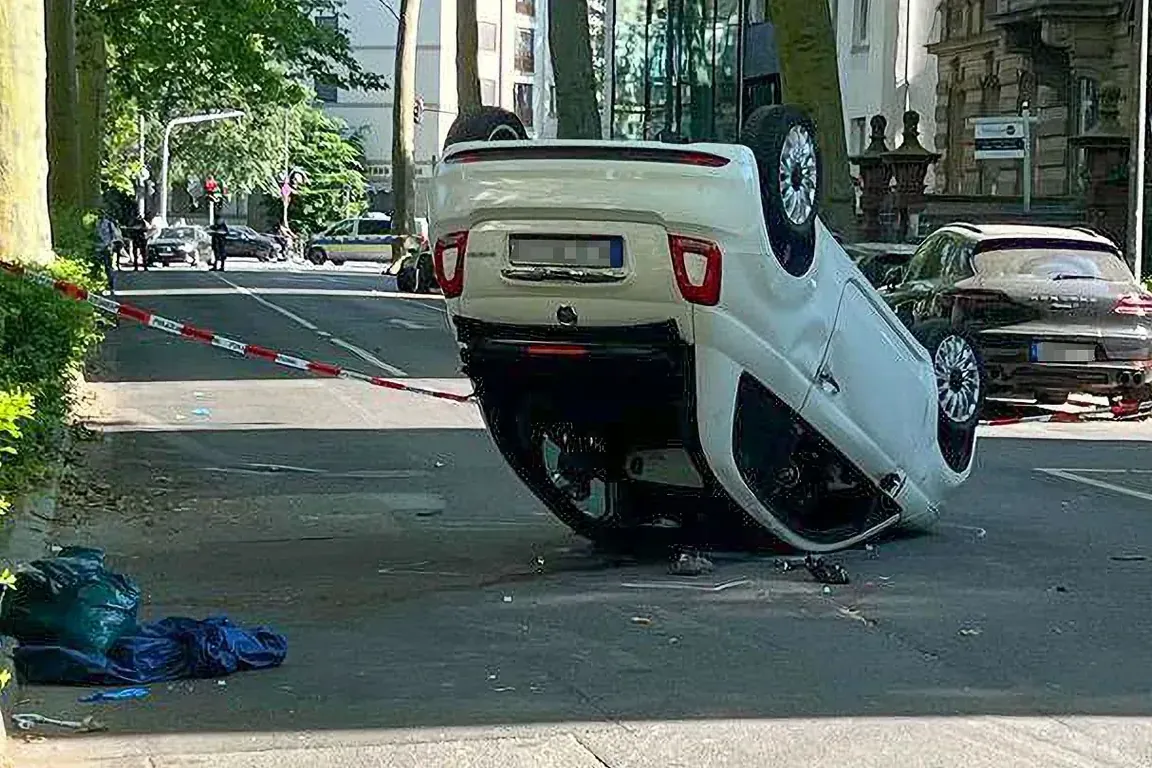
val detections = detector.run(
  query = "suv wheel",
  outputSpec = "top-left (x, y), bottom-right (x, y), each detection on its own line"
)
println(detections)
top-left (741, 104), bottom-right (822, 277)
top-left (396, 263), bottom-right (416, 293)
top-left (444, 106), bottom-right (528, 150)
top-left (307, 247), bottom-right (326, 265)
top-left (910, 320), bottom-right (986, 476)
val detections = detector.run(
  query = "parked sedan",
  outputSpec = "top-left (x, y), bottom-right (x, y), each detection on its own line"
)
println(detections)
top-left (224, 225), bottom-right (277, 262)
top-left (879, 223), bottom-right (1152, 404)
top-left (147, 226), bottom-right (212, 266)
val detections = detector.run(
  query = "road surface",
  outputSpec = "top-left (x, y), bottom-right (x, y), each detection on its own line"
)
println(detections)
top-left (13, 262), bottom-right (1152, 767)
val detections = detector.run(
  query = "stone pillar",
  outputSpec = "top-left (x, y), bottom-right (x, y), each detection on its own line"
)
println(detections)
top-left (1070, 85), bottom-right (1130, 252)
top-left (848, 115), bottom-right (893, 242)
top-left (883, 110), bottom-right (941, 242)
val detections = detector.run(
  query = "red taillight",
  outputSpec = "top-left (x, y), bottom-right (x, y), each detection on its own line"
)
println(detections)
top-left (1114, 293), bottom-right (1152, 316)
top-left (668, 234), bottom-right (722, 306)
top-left (433, 231), bottom-right (468, 298)
top-left (525, 344), bottom-right (588, 357)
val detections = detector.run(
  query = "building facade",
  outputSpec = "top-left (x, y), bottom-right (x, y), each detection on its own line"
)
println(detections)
top-left (318, 0), bottom-right (548, 211)
top-left (927, 0), bottom-right (1138, 198)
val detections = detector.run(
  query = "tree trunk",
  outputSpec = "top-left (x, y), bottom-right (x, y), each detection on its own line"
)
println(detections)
top-left (549, 0), bottom-right (601, 139)
top-left (456, 0), bottom-right (482, 117)
top-left (767, 0), bottom-right (854, 235)
top-left (45, 0), bottom-right (82, 216)
top-left (390, 0), bottom-right (421, 262)
top-left (0, 0), bottom-right (53, 265)
top-left (76, 5), bottom-right (107, 210)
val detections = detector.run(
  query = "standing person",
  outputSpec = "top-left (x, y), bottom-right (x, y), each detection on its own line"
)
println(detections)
top-left (127, 210), bottom-right (149, 271)
top-left (209, 216), bottom-right (229, 271)
top-left (94, 209), bottom-right (121, 293)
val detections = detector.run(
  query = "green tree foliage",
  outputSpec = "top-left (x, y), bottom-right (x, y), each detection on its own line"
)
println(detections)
top-left (286, 103), bottom-right (368, 235)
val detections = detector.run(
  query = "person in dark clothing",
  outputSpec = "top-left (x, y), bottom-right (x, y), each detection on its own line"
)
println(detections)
top-left (127, 211), bottom-right (149, 270)
top-left (209, 217), bottom-right (229, 271)
top-left (94, 210), bottom-right (120, 293)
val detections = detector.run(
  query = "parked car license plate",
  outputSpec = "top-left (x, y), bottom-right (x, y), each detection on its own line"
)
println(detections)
top-left (1029, 341), bottom-right (1096, 362)
top-left (509, 236), bottom-right (623, 268)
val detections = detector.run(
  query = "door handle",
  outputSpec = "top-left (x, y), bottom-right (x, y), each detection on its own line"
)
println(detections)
top-left (817, 367), bottom-right (840, 394)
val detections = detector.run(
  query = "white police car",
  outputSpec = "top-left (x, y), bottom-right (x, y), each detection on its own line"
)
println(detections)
top-left (306, 213), bottom-right (399, 266)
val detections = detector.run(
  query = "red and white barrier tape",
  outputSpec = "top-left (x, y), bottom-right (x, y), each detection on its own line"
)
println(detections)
top-left (0, 262), bottom-right (474, 404)
top-left (980, 399), bottom-right (1152, 426)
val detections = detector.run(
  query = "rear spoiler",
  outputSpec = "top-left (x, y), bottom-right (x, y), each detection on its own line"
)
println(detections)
top-left (442, 144), bottom-right (731, 168)
top-left (974, 237), bottom-right (1121, 256)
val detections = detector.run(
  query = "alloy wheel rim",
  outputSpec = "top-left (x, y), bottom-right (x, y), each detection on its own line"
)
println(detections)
top-left (777, 125), bottom-right (818, 226)
top-left (934, 335), bottom-right (981, 424)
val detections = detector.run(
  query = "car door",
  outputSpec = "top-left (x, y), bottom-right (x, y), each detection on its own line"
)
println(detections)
top-left (355, 217), bottom-right (394, 261)
top-left (799, 273), bottom-right (940, 505)
top-left (324, 219), bottom-right (356, 259)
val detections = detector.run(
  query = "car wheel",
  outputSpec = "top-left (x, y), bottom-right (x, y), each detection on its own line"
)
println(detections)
top-left (478, 391), bottom-right (652, 547)
top-left (1035, 392), bottom-right (1069, 406)
top-left (396, 263), bottom-right (416, 293)
top-left (307, 248), bottom-right (326, 265)
top-left (443, 106), bottom-right (528, 150)
top-left (331, 258), bottom-right (346, 267)
top-left (741, 104), bottom-right (821, 277)
top-left (910, 319), bottom-right (986, 475)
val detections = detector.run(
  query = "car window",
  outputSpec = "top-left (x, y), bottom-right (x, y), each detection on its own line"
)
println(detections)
top-left (973, 247), bottom-right (1134, 282)
top-left (160, 228), bottom-right (195, 239)
top-left (327, 220), bottom-right (355, 236)
top-left (357, 218), bottom-right (392, 236)
top-left (940, 236), bottom-right (975, 283)
top-left (906, 235), bottom-right (946, 281)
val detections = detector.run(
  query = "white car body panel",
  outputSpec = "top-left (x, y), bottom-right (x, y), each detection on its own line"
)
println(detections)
top-left (431, 139), bottom-right (974, 549)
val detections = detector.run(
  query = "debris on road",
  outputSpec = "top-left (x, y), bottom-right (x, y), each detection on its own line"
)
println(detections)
top-left (11, 713), bottom-right (106, 733)
top-left (804, 555), bottom-right (850, 585)
top-left (1110, 553), bottom-right (1147, 562)
top-left (958, 627), bottom-right (982, 637)
top-left (630, 616), bottom-right (653, 626)
top-left (78, 687), bottom-right (150, 703)
top-left (502, 595), bottom-right (513, 603)
top-left (669, 551), bottom-right (713, 576)
top-left (2, 548), bottom-right (288, 686)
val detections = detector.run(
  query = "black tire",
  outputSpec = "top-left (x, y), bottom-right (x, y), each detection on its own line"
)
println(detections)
top-left (396, 263), bottom-right (416, 293)
top-left (414, 253), bottom-right (435, 293)
top-left (741, 104), bottom-right (822, 277)
top-left (478, 390), bottom-right (650, 547)
top-left (308, 248), bottom-right (326, 265)
top-left (331, 257), bottom-right (345, 267)
top-left (1035, 392), bottom-right (1069, 406)
top-left (910, 320), bottom-right (986, 474)
top-left (444, 106), bottom-right (528, 150)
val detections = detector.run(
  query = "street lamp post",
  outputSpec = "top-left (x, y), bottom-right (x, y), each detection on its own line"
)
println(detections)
top-left (158, 110), bottom-right (245, 223)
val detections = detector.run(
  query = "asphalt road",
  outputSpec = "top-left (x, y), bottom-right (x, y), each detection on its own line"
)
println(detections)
top-left (13, 262), bottom-right (1152, 767)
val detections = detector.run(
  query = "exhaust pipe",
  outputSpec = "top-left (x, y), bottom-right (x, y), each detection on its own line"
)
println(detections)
top-left (1135, 372), bottom-right (1145, 386)
top-left (1119, 371), bottom-right (1132, 386)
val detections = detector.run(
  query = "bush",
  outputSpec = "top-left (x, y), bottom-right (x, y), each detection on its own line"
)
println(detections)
top-left (0, 253), bottom-right (105, 502)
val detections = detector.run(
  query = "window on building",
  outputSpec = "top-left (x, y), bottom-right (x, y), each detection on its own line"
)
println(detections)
top-left (970, 1), bottom-right (984, 34)
top-left (853, 0), bottom-right (869, 45)
top-left (314, 15), bottom-right (339, 102)
top-left (515, 29), bottom-right (535, 73)
top-left (851, 117), bottom-right (867, 155)
top-left (516, 0), bottom-right (535, 15)
top-left (478, 21), bottom-right (497, 51)
top-left (481, 78), bottom-right (498, 106)
top-left (514, 82), bottom-right (534, 128)
top-left (1077, 77), bottom-right (1100, 134)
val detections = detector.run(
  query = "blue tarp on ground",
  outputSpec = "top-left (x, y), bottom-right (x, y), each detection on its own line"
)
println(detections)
top-left (14, 616), bottom-right (289, 686)
top-left (0, 547), bottom-right (287, 686)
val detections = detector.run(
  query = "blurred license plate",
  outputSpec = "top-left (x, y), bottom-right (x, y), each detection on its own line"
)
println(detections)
top-left (509, 236), bottom-right (623, 268)
top-left (1030, 341), bottom-right (1095, 362)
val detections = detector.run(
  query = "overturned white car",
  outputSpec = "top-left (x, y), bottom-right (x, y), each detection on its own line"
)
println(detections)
top-left (429, 105), bottom-right (985, 552)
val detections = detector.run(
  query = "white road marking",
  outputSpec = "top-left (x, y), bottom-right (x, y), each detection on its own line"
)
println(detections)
top-left (330, 337), bottom-right (408, 376)
top-left (215, 274), bottom-right (318, 330)
top-left (1036, 468), bottom-right (1152, 504)
top-left (620, 579), bottom-right (752, 593)
top-left (214, 272), bottom-right (410, 377)
top-left (389, 318), bottom-right (430, 330)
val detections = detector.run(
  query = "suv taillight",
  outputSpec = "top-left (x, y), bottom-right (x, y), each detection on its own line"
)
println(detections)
top-left (668, 234), bottom-right (722, 306)
top-left (433, 232), bottom-right (468, 298)
top-left (1115, 293), bottom-right (1152, 316)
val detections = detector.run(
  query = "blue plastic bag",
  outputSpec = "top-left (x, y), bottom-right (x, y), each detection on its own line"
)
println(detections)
top-left (14, 616), bottom-right (288, 686)
top-left (0, 547), bottom-right (139, 654)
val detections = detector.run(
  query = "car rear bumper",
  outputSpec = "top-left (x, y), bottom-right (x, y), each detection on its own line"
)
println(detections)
top-left (987, 359), bottom-right (1152, 395)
